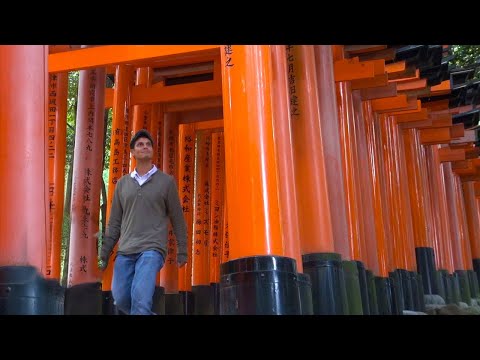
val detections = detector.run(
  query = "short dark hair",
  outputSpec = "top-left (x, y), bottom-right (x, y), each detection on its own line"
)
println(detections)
top-left (130, 129), bottom-right (154, 149)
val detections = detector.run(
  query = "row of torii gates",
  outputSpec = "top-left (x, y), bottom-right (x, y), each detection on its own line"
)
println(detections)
top-left (0, 45), bottom-right (479, 315)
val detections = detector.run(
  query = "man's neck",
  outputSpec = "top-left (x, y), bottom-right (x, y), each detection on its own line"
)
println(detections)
top-left (135, 161), bottom-right (153, 176)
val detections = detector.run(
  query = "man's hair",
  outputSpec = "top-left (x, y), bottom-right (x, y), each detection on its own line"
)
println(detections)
top-left (130, 129), bottom-right (154, 149)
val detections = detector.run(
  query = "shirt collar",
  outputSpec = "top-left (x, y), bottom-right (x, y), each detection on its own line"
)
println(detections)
top-left (131, 164), bottom-right (158, 178)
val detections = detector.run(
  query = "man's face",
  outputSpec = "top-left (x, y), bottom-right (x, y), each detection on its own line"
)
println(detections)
top-left (131, 136), bottom-right (153, 161)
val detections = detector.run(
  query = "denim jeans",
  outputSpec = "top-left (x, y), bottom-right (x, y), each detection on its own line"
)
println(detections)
top-left (112, 250), bottom-right (164, 315)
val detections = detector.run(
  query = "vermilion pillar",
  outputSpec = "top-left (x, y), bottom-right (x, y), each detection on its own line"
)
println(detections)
top-left (220, 45), bottom-right (300, 314)
top-left (444, 163), bottom-right (472, 303)
top-left (209, 131), bottom-right (225, 315)
top-left (463, 181), bottom-right (480, 287)
top-left (130, 67), bottom-right (152, 172)
top-left (271, 46), bottom-right (312, 314)
top-left (65, 67), bottom-right (106, 314)
top-left (0, 46), bottom-right (49, 314)
top-left (288, 45), bottom-right (345, 315)
top-left (47, 72), bottom-right (68, 281)
top-left (102, 65), bottom-right (132, 314)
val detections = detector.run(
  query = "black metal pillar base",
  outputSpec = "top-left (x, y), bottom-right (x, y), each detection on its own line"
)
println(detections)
top-left (415, 247), bottom-right (438, 295)
top-left (468, 270), bottom-right (480, 299)
top-left (375, 276), bottom-right (393, 315)
top-left (389, 270), bottom-right (405, 314)
top-left (192, 285), bottom-right (214, 315)
top-left (102, 290), bottom-right (118, 315)
top-left (356, 261), bottom-right (370, 315)
top-left (473, 259), bottom-right (480, 289)
top-left (412, 272), bottom-right (425, 312)
top-left (439, 269), bottom-right (453, 304)
top-left (180, 291), bottom-right (194, 315)
top-left (455, 270), bottom-right (472, 304)
top-left (397, 269), bottom-right (414, 310)
top-left (220, 255), bottom-right (301, 315)
top-left (342, 260), bottom-right (363, 315)
top-left (64, 282), bottom-right (103, 315)
top-left (451, 273), bottom-right (461, 304)
top-left (435, 270), bottom-right (446, 299)
top-left (366, 270), bottom-right (379, 315)
top-left (152, 286), bottom-right (165, 315)
top-left (45, 279), bottom-right (65, 315)
top-left (0, 266), bottom-right (47, 315)
top-left (297, 273), bottom-right (313, 315)
top-left (211, 282), bottom-right (220, 315)
top-left (165, 293), bottom-right (184, 315)
top-left (302, 253), bottom-right (348, 315)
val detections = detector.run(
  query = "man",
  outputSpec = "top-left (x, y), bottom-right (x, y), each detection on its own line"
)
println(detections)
top-left (99, 129), bottom-right (187, 315)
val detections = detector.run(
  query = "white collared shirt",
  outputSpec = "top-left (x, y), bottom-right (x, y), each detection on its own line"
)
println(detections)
top-left (131, 164), bottom-right (158, 186)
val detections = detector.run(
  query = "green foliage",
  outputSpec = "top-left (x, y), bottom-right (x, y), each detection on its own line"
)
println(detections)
top-left (451, 45), bottom-right (480, 79)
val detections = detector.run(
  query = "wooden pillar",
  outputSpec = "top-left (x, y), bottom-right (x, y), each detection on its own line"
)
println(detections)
top-left (102, 65), bottom-right (132, 299)
top-left (0, 46), bottom-right (49, 314)
top-left (65, 67), bottom-right (106, 314)
top-left (47, 72), bottom-right (68, 280)
top-left (220, 45), bottom-right (299, 314)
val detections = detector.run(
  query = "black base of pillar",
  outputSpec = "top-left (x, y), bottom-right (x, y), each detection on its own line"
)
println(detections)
top-left (356, 261), bottom-right (371, 315)
top-left (375, 276), bottom-right (393, 315)
top-left (102, 290), bottom-right (118, 315)
top-left (389, 271), bottom-right (405, 314)
top-left (192, 285), bottom-right (215, 315)
top-left (411, 272), bottom-right (425, 312)
top-left (342, 260), bottom-right (363, 315)
top-left (297, 273), bottom-right (313, 315)
top-left (468, 270), bottom-right (480, 298)
top-left (220, 255), bottom-right (301, 315)
top-left (211, 282), bottom-right (220, 315)
top-left (473, 259), bottom-right (480, 289)
top-left (152, 286), bottom-right (165, 315)
top-left (302, 253), bottom-right (348, 315)
top-left (397, 269), bottom-right (414, 310)
top-left (180, 291), bottom-right (195, 315)
top-left (366, 270), bottom-right (379, 315)
top-left (0, 266), bottom-right (48, 315)
top-left (415, 247), bottom-right (438, 295)
top-left (435, 270), bottom-right (446, 299)
top-left (45, 279), bottom-right (65, 315)
top-left (64, 282), bottom-right (103, 315)
top-left (439, 270), bottom-right (452, 304)
top-left (165, 293), bottom-right (184, 315)
top-left (455, 270), bottom-right (472, 304)
top-left (451, 273), bottom-right (462, 304)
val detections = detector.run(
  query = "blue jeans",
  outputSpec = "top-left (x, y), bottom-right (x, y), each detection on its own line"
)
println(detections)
top-left (112, 250), bottom-right (164, 315)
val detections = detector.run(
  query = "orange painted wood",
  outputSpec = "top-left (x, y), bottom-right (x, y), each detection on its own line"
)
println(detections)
top-left (334, 58), bottom-right (376, 82)
top-left (68, 67), bottom-right (106, 286)
top-left (47, 72), bottom-right (68, 280)
top-left (159, 114), bottom-right (181, 292)
top-left (438, 147), bottom-right (466, 162)
top-left (359, 83), bottom-right (397, 100)
top-left (209, 132), bottom-right (225, 283)
top-left (220, 45), bottom-right (284, 259)
top-left (271, 45), bottom-right (303, 271)
top-left (192, 132), bottom-right (211, 286)
top-left (315, 45), bottom-right (351, 260)
top-left (289, 45), bottom-right (335, 255)
top-left (49, 45), bottom-right (221, 73)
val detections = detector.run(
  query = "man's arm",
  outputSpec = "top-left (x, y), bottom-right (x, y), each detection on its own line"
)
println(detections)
top-left (100, 182), bottom-right (123, 268)
top-left (166, 176), bottom-right (188, 266)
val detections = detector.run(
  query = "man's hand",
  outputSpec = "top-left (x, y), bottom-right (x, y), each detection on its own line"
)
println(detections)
top-left (177, 253), bottom-right (187, 268)
top-left (95, 231), bottom-right (109, 271)
top-left (98, 256), bottom-right (109, 271)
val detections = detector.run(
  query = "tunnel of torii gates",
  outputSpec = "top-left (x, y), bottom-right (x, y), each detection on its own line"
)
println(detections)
top-left (1, 44), bottom-right (480, 315)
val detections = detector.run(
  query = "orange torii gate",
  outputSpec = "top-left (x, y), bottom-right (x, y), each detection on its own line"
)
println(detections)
top-left (2, 45), bottom-right (480, 315)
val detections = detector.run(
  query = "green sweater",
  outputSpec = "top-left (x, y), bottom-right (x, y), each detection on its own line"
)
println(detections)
top-left (101, 170), bottom-right (187, 261)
